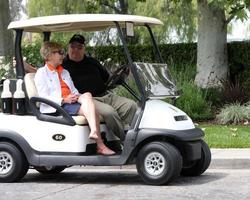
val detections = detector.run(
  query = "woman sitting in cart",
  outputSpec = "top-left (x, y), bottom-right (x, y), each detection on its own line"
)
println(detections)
top-left (34, 41), bottom-right (115, 155)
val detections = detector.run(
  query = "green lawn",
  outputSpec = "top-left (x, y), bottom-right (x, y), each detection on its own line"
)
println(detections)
top-left (199, 124), bottom-right (250, 148)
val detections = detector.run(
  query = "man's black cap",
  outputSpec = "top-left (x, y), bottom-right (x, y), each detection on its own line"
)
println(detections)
top-left (69, 34), bottom-right (85, 44)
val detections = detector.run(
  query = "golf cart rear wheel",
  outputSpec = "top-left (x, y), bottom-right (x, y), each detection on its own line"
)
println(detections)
top-left (35, 166), bottom-right (66, 174)
top-left (136, 141), bottom-right (182, 185)
top-left (0, 142), bottom-right (29, 182)
top-left (181, 140), bottom-right (211, 176)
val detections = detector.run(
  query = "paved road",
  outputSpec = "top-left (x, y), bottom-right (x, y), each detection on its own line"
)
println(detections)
top-left (1, 167), bottom-right (250, 200)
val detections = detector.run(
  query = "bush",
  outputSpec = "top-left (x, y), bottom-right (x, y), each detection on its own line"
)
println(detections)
top-left (228, 41), bottom-right (250, 96)
top-left (219, 78), bottom-right (248, 104)
top-left (22, 42), bottom-right (43, 67)
top-left (202, 88), bottom-right (221, 107)
top-left (217, 102), bottom-right (250, 124)
top-left (20, 40), bottom-right (250, 119)
top-left (0, 56), bottom-right (16, 80)
top-left (0, 56), bottom-right (16, 111)
top-left (167, 62), bottom-right (214, 120)
top-left (175, 81), bottom-right (213, 120)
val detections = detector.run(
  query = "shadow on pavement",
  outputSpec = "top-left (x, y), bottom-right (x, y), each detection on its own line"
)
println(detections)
top-left (21, 170), bottom-right (228, 186)
top-left (22, 170), bottom-right (143, 185)
top-left (171, 171), bottom-right (228, 186)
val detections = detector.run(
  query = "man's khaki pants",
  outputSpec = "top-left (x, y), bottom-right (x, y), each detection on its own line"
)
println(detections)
top-left (94, 93), bottom-right (137, 141)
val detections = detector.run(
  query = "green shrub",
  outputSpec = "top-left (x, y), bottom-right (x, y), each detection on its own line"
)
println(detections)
top-left (217, 102), bottom-right (250, 124)
top-left (0, 56), bottom-right (15, 80)
top-left (20, 40), bottom-right (250, 118)
top-left (22, 42), bottom-right (43, 67)
top-left (168, 62), bottom-right (196, 85)
top-left (241, 69), bottom-right (250, 96)
top-left (175, 81), bottom-right (213, 120)
top-left (202, 88), bottom-right (221, 107)
top-left (165, 62), bottom-right (214, 120)
top-left (228, 41), bottom-right (250, 96)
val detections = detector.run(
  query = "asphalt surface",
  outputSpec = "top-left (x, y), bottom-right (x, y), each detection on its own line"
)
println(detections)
top-left (1, 168), bottom-right (250, 200)
top-left (1, 148), bottom-right (250, 200)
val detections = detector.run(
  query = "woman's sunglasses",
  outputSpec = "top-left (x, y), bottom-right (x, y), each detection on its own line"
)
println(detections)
top-left (52, 50), bottom-right (65, 55)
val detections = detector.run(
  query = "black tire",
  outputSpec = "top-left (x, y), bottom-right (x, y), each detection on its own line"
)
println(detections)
top-left (0, 142), bottom-right (29, 182)
top-left (35, 166), bottom-right (66, 174)
top-left (181, 140), bottom-right (211, 176)
top-left (136, 141), bottom-right (182, 185)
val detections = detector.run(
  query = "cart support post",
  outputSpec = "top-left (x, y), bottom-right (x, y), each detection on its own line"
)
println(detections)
top-left (115, 21), bottom-right (146, 133)
top-left (43, 32), bottom-right (51, 42)
top-left (146, 25), bottom-right (164, 63)
top-left (115, 21), bottom-right (146, 103)
top-left (15, 29), bottom-right (24, 79)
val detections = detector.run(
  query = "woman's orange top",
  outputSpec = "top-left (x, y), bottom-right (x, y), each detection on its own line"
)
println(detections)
top-left (47, 63), bottom-right (71, 98)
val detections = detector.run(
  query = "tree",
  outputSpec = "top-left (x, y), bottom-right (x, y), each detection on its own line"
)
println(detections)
top-left (0, 0), bottom-right (13, 57)
top-left (161, 0), bottom-right (250, 88)
top-left (99, 0), bottom-right (128, 14)
top-left (26, 0), bottom-right (197, 45)
top-left (27, 0), bottom-right (98, 17)
top-left (9, 0), bottom-right (24, 21)
top-left (27, 0), bottom-right (100, 43)
top-left (26, 0), bottom-right (143, 45)
top-left (195, 0), bottom-right (250, 88)
top-left (25, 0), bottom-right (250, 88)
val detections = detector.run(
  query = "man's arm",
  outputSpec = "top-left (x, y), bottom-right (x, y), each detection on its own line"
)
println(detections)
top-left (24, 62), bottom-right (37, 73)
top-left (13, 57), bottom-right (37, 73)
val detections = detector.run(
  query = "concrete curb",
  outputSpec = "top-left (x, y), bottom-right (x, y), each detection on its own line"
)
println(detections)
top-left (210, 148), bottom-right (250, 169)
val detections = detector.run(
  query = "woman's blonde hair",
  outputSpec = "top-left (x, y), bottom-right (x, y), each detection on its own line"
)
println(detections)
top-left (40, 41), bottom-right (62, 60)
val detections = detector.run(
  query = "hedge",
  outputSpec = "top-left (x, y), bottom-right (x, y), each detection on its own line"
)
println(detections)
top-left (21, 41), bottom-right (250, 88)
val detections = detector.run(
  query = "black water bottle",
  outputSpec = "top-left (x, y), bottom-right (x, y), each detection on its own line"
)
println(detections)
top-left (1, 79), bottom-right (13, 114)
top-left (13, 79), bottom-right (26, 115)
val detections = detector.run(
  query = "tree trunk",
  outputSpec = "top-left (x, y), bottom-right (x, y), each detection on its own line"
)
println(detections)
top-left (195, 0), bottom-right (228, 88)
top-left (0, 0), bottom-right (13, 57)
top-left (119, 0), bottom-right (128, 14)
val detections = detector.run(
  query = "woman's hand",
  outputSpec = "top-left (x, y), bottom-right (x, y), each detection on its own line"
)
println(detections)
top-left (63, 94), bottom-right (79, 104)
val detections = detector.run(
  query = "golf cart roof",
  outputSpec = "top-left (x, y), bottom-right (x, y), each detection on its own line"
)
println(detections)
top-left (8, 14), bottom-right (163, 33)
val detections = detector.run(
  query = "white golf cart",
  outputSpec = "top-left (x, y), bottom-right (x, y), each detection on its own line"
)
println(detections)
top-left (0, 14), bottom-right (211, 185)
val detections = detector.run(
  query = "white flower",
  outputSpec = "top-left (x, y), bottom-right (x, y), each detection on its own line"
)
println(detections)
top-left (0, 56), bottom-right (4, 64)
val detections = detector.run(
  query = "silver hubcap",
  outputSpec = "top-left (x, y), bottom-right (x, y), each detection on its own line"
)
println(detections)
top-left (0, 151), bottom-right (13, 175)
top-left (144, 152), bottom-right (166, 176)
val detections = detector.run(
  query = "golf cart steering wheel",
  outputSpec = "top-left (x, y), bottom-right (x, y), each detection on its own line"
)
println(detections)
top-left (106, 65), bottom-right (130, 89)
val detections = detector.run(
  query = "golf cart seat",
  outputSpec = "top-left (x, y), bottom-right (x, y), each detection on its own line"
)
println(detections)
top-left (24, 73), bottom-right (103, 126)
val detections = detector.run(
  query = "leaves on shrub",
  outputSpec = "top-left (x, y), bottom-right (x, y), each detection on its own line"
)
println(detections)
top-left (217, 102), bottom-right (250, 124)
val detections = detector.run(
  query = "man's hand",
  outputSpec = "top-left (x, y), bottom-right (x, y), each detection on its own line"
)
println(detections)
top-left (13, 57), bottom-right (37, 73)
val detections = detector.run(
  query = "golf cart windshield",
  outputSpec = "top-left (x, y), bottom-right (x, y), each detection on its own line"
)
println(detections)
top-left (134, 62), bottom-right (177, 99)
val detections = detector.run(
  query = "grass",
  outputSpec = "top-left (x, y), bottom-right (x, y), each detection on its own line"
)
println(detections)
top-left (199, 124), bottom-right (250, 148)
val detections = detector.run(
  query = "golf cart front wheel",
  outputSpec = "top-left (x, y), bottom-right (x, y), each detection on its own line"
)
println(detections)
top-left (181, 140), bottom-right (211, 176)
top-left (34, 166), bottom-right (66, 174)
top-left (136, 141), bottom-right (182, 185)
top-left (0, 142), bottom-right (29, 182)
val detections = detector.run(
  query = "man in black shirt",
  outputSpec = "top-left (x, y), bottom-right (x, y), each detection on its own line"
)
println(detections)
top-left (63, 34), bottom-right (137, 140)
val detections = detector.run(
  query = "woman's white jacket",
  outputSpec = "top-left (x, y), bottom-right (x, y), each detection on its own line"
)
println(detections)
top-left (34, 64), bottom-right (79, 113)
